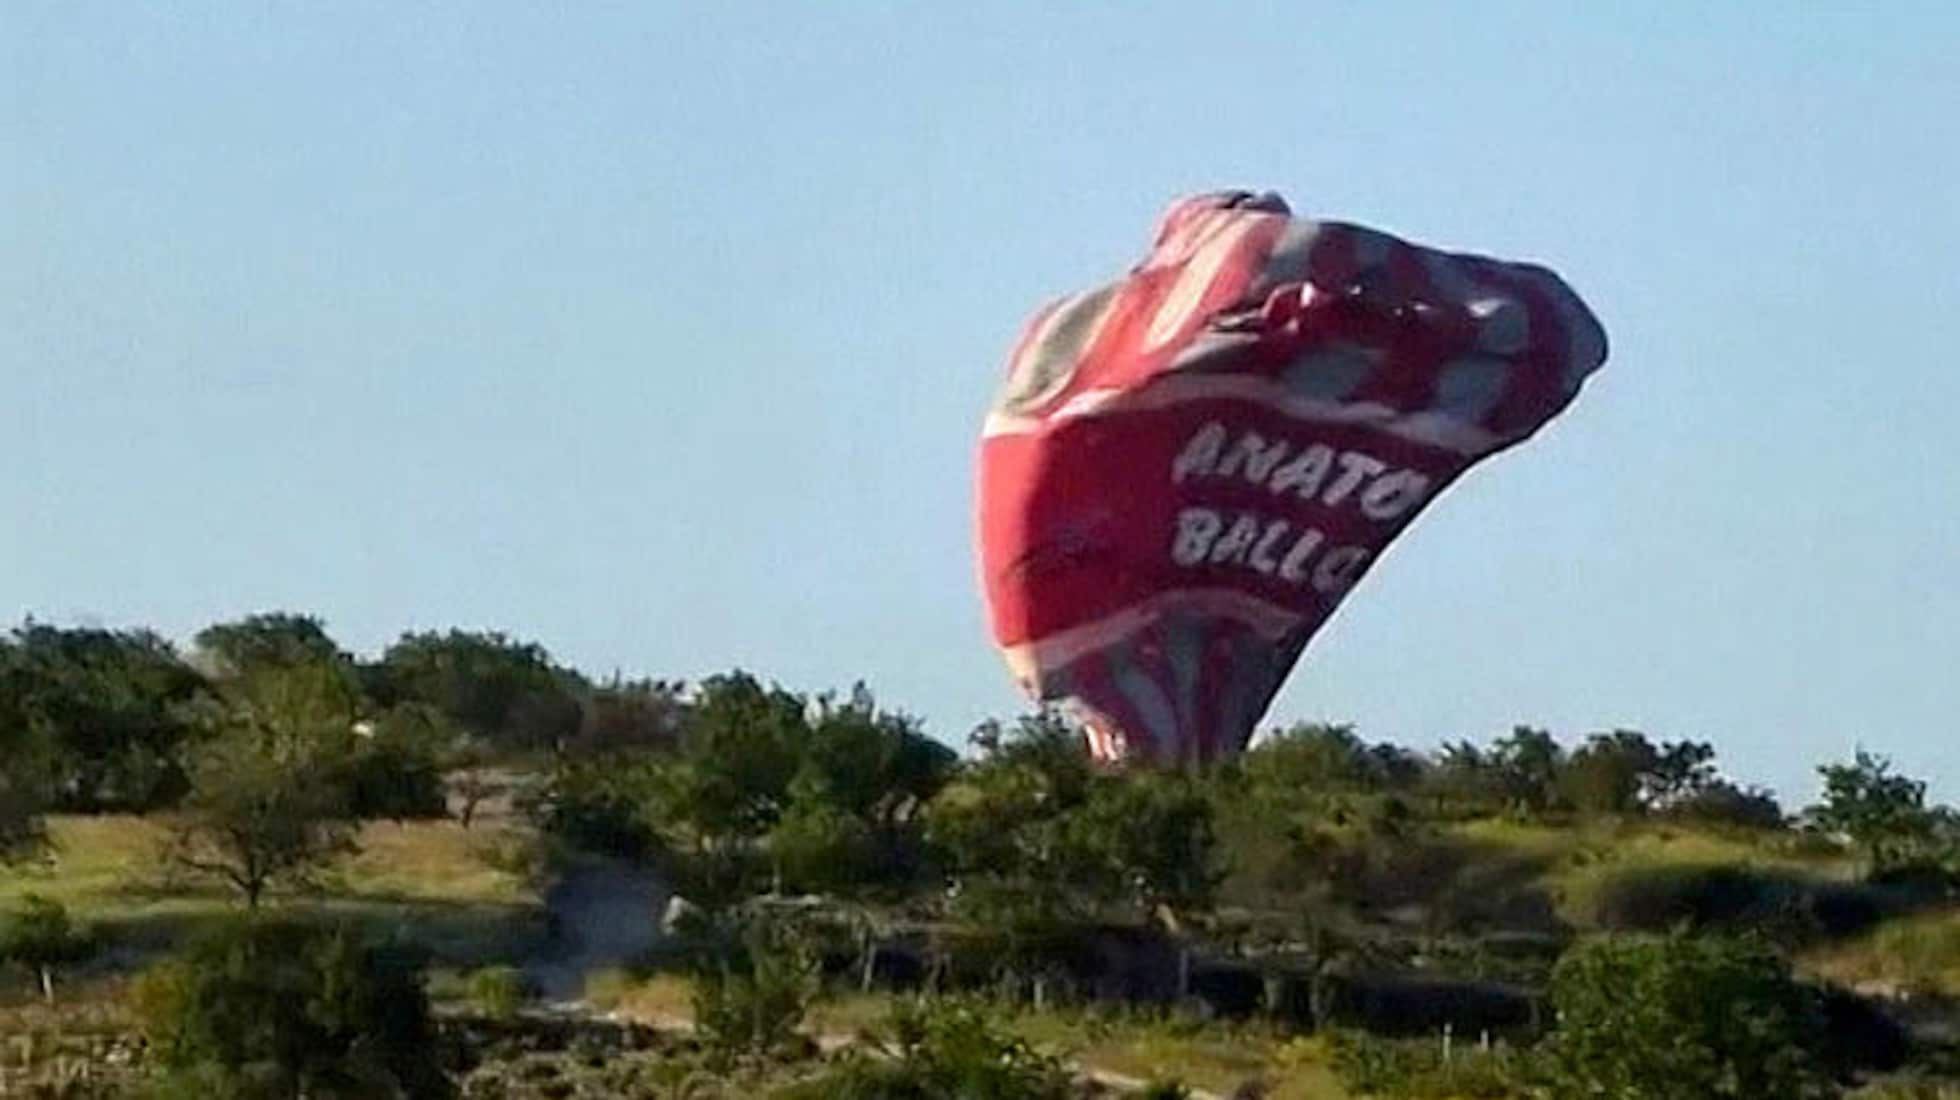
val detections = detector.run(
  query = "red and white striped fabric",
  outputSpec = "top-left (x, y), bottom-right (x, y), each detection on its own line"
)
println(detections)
top-left (976, 191), bottom-right (1607, 767)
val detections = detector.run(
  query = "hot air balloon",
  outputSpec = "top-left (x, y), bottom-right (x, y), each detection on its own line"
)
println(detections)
top-left (977, 191), bottom-right (1607, 766)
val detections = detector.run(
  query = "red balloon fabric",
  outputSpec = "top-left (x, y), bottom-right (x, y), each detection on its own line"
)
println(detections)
top-left (976, 191), bottom-right (1608, 766)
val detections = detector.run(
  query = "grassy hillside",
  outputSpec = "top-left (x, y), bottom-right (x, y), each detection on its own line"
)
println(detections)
top-left (588, 970), bottom-right (1356, 1099)
top-left (1451, 818), bottom-right (1856, 926)
top-left (0, 813), bottom-right (548, 964)
top-left (7, 808), bottom-right (1958, 1098)
top-left (0, 811), bottom-right (1903, 973)
top-left (1806, 909), bottom-right (1960, 996)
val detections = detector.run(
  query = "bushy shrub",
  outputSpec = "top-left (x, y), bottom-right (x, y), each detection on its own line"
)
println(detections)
top-left (690, 916), bottom-right (821, 1065)
top-left (1536, 933), bottom-right (1838, 1100)
top-left (130, 917), bottom-right (450, 1099)
top-left (341, 708), bottom-right (451, 822)
top-left (1665, 781), bottom-right (1787, 830)
top-left (774, 999), bottom-right (1074, 1100)
top-left (524, 758), bottom-right (657, 859)
top-left (465, 965), bottom-right (536, 1022)
top-left (767, 795), bottom-right (878, 895)
top-left (0, 893), bottom-right (95, 1003)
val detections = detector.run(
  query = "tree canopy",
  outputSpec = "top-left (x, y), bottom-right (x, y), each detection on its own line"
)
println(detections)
top-left (0, 622), bottom-right (208, 811)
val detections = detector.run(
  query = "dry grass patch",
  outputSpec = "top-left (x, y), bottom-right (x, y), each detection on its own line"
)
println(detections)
top-left (0, 815), bottom-right (550, 966)
top-left (1, 815), bottom-right (540, 910)
top-left (1804, 907), bottom-right (1960, 995)
top-left (586, 968), bottom-right (695, 1024)
top-left (327, 819), bottom-right (540, 906)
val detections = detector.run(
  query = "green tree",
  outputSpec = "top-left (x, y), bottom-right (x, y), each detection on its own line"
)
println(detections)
top-left (1427, 730), bottom-right (1566, 819)
top-left (665, 671), bottom-right (808, 842)
top-left (169, 664), bottom-right (360, 907)
top-left (132, 918), bottom-right (450, 1099)
top-left (1560, 731), bottom-right (1659, 815)
top-left (1071, 769), bottom-right (1218, 932)
top-left (1243, 723), bottom-right (1384, 792)
top-left (526, 753), bottom-right (662, 859)
top-left (0, 771), bottom-right (45, 860)
top-left (1558, 731), bottom-right (1722, 817)
top-left (368, 630), bottom-right (584, 754)
top-left (1, 622), bottom-right (207, 811)
top-left (1491, 726), bottom-right (1565, 816)
top-left (614, 674), bottom-right (813, 906)
top-left (766, 685), bottom-right (955, 897)
top-left (797, 685), bottom-right (956, 832)
top-left (965, 709), bottom-right (1093, 808)
top-left (766, 779), bottom-right (895, 989)
top-left (768, 779), bottom-right (878, 895)
top-left (0, 637), bottom-right (51, 856)
top-left (568, 674), bottom-right (686, 755)
top-left (0, 894), bottom-right (94, 1003)
top-left (925, 712), bottom-right (1110, 994)
top-left (1647, 738), bottom-right (1719, 808)
top-left (1669, 780), bottom-right (1786, 830)
top-left (688, 914), bottom-right (821, 1066)
top-left (1538, 933), bottom-right (1836, 1099)
top-left (193, 612), bottom-right (348, 677)
top-left (1425, 739), bottom-right (1509, 816)
top-left (341, 702), bottom-right (452, 822)
top-left (750, 685), bottom-right (955, 991)
top-left (1809, 750), bottom-right (1934, 872)
top-left (928, 711), bottom-right (1098, 912)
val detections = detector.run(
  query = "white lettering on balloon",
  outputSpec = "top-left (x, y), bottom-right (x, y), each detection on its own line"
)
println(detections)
top-left (1170, 420), bottom-right (1431, 517)
top-left (1170, 509), bottom-right (1370, 596)
top-left (1165, 421), bottom-right (1437, 596)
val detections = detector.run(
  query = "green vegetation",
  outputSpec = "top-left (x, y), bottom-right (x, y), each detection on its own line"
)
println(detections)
top-left (1807, 909), bottom-right (1960, 996)
top-left (3, 621), bottom-right (206, 814)
top-left (1810, 750), bottom-right (1955, 874)
top-left (777, 1000), bottom-right (1078, 1100)
top-left (5, 609), bottom-right (1960, 1096)
top-left (1322, 1030), bottom-right (1525, 1098)
top-left (688, 915), bottom-right (823, 1064)
top-left (168, 664), bottom-right (364, 908)
top-left (464, 965), bottom-right (536, 1022)
top-left (0, 893), bottom-right (94, 1003)
top-left (1538, 934), bottom-right (1837, 1099)
top-left (132, 917), bottom-right (450, 1098)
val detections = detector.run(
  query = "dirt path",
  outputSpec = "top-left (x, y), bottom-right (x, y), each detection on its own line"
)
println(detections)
top-left (524, 857), bottom-right (668, 1001)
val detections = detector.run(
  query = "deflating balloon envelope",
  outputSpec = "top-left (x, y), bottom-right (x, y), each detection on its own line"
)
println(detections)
top-left (976, 191), bottom-right (1608, 766)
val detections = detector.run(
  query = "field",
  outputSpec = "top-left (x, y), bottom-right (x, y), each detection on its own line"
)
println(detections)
top-left (1450, 817), bottom-right (1858, 925)
top-left (6, 814), bottom-right (1377, 1096)
top-left (7, 808), bottom-right (1960, 1098)
top-left (0, 813), bottom-right (549, 969)
top-left (1807, 911), bottom-right (1960, 997)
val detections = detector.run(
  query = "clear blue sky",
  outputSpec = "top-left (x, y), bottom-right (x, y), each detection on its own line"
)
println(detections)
top-left (7, 4), bottom-right (1957, 803)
